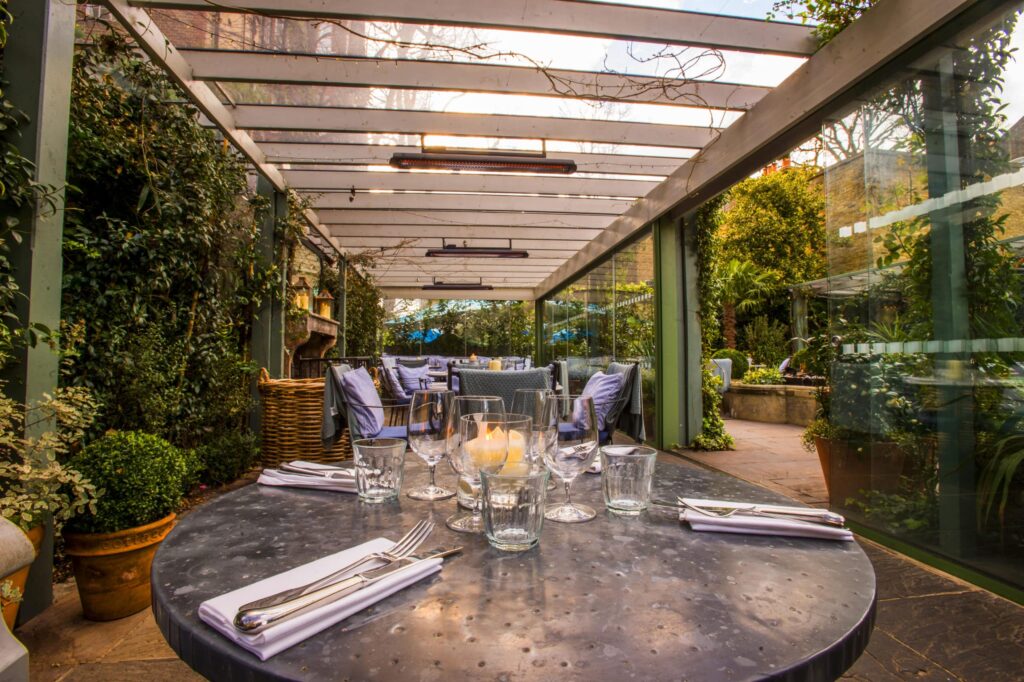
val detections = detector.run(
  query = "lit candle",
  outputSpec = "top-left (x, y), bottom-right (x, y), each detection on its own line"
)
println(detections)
top-left (488, 359), bottom-right (502, 371)
top-left (465, 425), bottom-right (508, 469)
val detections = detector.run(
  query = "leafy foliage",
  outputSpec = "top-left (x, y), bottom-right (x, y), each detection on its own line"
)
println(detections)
top-left (387, 299), bottom-right (534, 357)
top-left (742, 315), bottom-right (789, 368)
top-left (0, 387), bottom-right (99, 533)
top-left (717, 259), bottom-right (779, 349)
top-left (741, 367), bottom-right (785, 385)
top-left (691, 370), bottom-right (733, 451)
top-left (61, 33), bottom-right (275, 448)
top-left (769, 0), bottom-right (874, 45)
top-left (718, 168), bottom-right (826, 288)
top-left (67, 431), bottom-right (199, 534)
top-left (195, 430), bottom-right (260, 486)
top-left (344, 265), bottom-right (385, 357)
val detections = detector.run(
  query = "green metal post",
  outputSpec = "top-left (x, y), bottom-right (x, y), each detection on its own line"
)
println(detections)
top-left (337, 257), bottom-right (347, 357)
top-left (251, 177), bottom-right (287, 379)
top-left (534, 298), bottom-right (544, 366)
top-left (654, 216), bottom-right (701, 449)
top-left (923, 55), bottom-right (974, 557)
top-left (1, 0), bottom-right (77, 622)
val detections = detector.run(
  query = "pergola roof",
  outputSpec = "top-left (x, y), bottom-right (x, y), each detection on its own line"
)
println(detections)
top-left (102, 0), bottom-right (971, 300)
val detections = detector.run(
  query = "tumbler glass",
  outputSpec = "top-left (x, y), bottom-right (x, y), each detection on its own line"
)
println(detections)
top-left (352, 438), bottom-right (406, 503)
top-left (600, 445), bottom-right (657, 515)
top-left (481, 466), bottom-right (549, 552)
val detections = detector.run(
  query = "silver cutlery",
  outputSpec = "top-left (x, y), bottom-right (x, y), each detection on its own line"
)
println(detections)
top-left (279, 463), bottom-right (354, 479)
top-left (651, 498), bottom-right (846, 527)
top-left (233, 546), bottom-right (462, 635)
top-left (239, 519), bottom-right (434, 612)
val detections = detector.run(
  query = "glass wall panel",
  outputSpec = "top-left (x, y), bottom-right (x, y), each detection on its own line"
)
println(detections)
top-left (541, 231), bottom-right (656, 440)
top-left (383, 299), bottom-right (534, 359)
top-left (822, 4), bottom-right (1024, 591)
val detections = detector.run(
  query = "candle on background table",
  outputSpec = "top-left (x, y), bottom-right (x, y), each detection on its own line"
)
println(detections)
top-left (488, 359), bottom-right (502, 371)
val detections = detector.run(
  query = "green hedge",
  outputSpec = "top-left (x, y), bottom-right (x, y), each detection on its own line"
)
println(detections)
top-left (67, 431), bottom-right (199, 534)
top-left (711, 348), bottom-right (749, 379)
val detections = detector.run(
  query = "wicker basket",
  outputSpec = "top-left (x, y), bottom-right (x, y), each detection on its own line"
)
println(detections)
top-left (258, 368), bottom-right (351, 467)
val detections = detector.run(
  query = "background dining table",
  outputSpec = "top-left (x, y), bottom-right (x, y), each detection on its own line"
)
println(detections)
top-left (151, 454), bottom-right (875, 681)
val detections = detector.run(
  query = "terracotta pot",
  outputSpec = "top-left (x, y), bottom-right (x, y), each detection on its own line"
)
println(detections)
top-left (1, 524), bottom-right (43, 630)
top-left (817, 438), bottom-right (906, 506)
top-left (64, 513), bottom-right (176, 621)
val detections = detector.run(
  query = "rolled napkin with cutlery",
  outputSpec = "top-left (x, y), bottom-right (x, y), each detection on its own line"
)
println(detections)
top-left (258, 460), bottom-right (356, 493)
top-left (198, 538), bottom-right (443, 660)
top-left (681, 509), bottom-right (854, 541)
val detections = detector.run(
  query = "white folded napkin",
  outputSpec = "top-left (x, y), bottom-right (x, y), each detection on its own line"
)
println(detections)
top-left (257, 467), bottom-right (356, 493)
top-left (198, 538), bottom-right (442, 660)
top-left (680, 510), bottom-right (854, 541)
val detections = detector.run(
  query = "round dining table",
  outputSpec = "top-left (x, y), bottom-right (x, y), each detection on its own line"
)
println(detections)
top-left (152, 455), bottom-right (875, 681)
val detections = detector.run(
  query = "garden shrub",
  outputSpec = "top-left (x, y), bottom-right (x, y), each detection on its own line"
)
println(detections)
top-left (66, 431), bottom-right (200, 534)
top-left (691, 370), bottom-right (734, 451)
top-left (742, 315), bottom-right (789, 368)
top-left (196, 431), bottom-right (260, 486)
top-left (741, 367), bottom-right (785, 385)
top-left (711, 348), bottom-right (748, 379)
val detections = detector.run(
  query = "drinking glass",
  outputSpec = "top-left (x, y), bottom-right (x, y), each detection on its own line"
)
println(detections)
top-left (481, 466), bottom-right (550, 552)
top-left (446, 396), bottom-right (505, 511)
top-left (446, 409), bottom-right (532, 532)
top-left (406, 389), bottom-right (455, 501)
top-left (600, 445), bottom-right (657, 515)
top-left (541, 395), bottom-right (599, 523)
top-left (352, 438), bottom-right (406, 503)
top-left (511, 389), bottom-right (554, 462)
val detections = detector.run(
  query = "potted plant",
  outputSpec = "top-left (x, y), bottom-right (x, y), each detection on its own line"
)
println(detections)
top-left (0, 387), bottom-right (99, 629)
top-left (64, 431), bottom-right (199, 621)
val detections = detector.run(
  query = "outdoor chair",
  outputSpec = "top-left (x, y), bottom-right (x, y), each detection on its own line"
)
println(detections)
top-left (458, 367), bottom-right (552, 412)
top-left (324, 365), bottom-right (408, 442)
top-left (396, 357), bottom-right (429, 369)
top-left (378, 362), bottom-right (412, 405)
top-left (447, 360), bottom-right (487, 393)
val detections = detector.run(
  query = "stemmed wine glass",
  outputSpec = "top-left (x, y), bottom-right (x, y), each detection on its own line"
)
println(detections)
top-left (540, 395), bottom-right (599, 523)
top-left (405, 389), bottom-right (455, 501)
top-left (446, 413), bottom-right (511, 533)
top-left (511, 388), bottom-right (554, 465)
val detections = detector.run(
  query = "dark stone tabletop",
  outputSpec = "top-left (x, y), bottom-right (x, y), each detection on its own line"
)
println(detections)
top-left (152, 455), bottom-right (875, 681)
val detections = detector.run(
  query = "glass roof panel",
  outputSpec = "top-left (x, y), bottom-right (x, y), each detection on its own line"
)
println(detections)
top-left (149, 10), bottom-right (804, 88)
top-left (218, 83), bottom-right (743, 128)
top-left (583, 0), bottom-right (806, 23)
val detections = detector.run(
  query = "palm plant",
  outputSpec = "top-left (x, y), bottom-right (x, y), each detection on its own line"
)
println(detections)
top-left (718, 259), bottom-right (777, 349)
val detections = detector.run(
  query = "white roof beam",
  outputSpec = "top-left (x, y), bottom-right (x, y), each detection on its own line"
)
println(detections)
top-left (232, 105), bottom-right (719, 149)
top-left (310, 192), bottom-right (633, 213)
top-left (181, 50), bottom-right (770, 110)
top-left (264, 144), bottom-right (690, 176)
top-left (319, 210), bottom-right (613, 230)
top-left (282, 169), bottom-right (656, 198)
top-left (102, 0), bottom-right (336, 249)
top-left (132, 0), bottom-right (816, 55)
top-left (535, 0), bottom-right (987, 298)
top-left (326, 225), bottom-right (603, 241)
top-left (381, 287), bottom-right (534, 301)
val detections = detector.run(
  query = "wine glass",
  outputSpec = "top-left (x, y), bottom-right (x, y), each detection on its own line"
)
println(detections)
top-left (405, 389), bottom-right (455, 501)
top-left (445, 396), bottom-right (505, 531)
top-left (510, 390), bottom-right (554, 459)
top-left (541, 395), bottom-right (599, 523)
top-left (446, 413), bottom-right (510, 533)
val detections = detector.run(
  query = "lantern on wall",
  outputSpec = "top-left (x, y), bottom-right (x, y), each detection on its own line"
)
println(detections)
top-left (294, 277), bottom-right (311, 311)
top-left (315, 289), bottom-right (334, 319)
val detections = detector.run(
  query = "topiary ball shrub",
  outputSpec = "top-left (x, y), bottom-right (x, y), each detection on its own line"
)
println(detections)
top-left (67, 431), bottom-right (200, 534)
top-left (711, 348), bottom-right (749, 379)
top-left (197, 431), bottom-right (260, 486)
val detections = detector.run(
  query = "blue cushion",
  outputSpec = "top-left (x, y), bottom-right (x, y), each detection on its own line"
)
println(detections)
top-left (580, 371), bottom-right (625, 431)
top-left (340, 367), bottom-right (384, 438)
top-left (383, 366), bottom-right (409, 400)
top-left (379, 425), bottom-right (408, 440)
top-left (397, 364), bottom-right (430, 394)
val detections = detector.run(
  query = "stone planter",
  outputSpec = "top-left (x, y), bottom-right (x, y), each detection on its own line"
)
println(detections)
top-left (64, 513), bottom-right (176, 621)
top-left (722, 384), bottom-right (817, 426)
top-left (1, 524), bottom-right (43, 630)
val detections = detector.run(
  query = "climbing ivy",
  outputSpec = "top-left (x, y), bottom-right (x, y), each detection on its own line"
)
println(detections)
top-left (691, 197), bottom-right (734, 451)
top-left (61, 32), bottom-right (279, 448)
top-left (343, 265), bottom-right (385, 357)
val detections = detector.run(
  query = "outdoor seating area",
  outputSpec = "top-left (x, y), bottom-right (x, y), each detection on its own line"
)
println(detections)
top-left (4, 0), bottom-right (1024, 680)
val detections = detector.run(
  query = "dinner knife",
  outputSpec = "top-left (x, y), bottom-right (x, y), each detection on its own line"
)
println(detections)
top-left (233, 547), bottom-right (461, 635)
top-left (280, 463), bottom-right (354, 479)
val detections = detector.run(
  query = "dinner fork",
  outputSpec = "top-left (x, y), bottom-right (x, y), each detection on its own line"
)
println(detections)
top-left (238, 519), bottom-right (434, 611)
